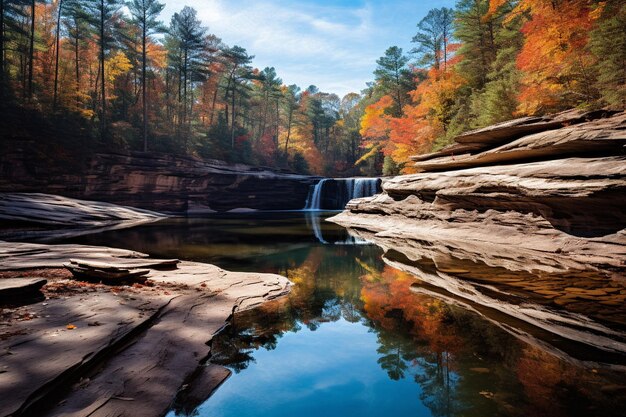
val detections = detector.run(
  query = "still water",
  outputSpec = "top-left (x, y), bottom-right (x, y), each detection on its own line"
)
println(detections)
top-left (60, 213), bottom-right (626, 417)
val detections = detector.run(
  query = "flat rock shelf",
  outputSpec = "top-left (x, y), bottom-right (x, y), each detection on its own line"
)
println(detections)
top-left (0, 241), bottom-right (291, 417)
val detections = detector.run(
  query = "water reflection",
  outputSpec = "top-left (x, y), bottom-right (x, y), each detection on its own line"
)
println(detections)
top-left (170, 253), bottom-right (626, 417)
top-left (56, 214), bottom-right (626, 417)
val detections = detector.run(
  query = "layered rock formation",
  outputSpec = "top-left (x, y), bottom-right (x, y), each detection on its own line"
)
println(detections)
top-left (0, 241), bottom-right (290, 417)
top-left (0, 192), bottom-right (165, 241)
top-left (330, 110), bottom-right (626, 351)
top-left (0, 151), bottom-right (318, 213)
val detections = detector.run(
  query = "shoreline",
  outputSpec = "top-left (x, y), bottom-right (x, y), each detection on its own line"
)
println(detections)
top-left (0, 241), bottom-right (291, 417)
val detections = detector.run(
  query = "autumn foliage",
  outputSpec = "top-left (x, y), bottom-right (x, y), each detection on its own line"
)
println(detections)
top-left (515, 0), bottom-right (597, 114)
top-left (0, 0), bottom-right (623, 176)
top-left (359, 0), bottom-right (624, 173)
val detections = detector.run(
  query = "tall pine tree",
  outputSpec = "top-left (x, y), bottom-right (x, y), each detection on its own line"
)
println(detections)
top-left (128, 0), bottom-right (165, 151)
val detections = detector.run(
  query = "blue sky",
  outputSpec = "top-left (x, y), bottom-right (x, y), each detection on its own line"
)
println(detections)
top-left (161, 0), bottom-right (457, 97)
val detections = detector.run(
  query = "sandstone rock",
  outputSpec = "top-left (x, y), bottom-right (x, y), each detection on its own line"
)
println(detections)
top-left (330, 111), bottom-right (626, 354)
top-left (0, 241), bottom-right (290, 417)
top-left (451, 109), bottom-right (611, 146)
top-left (0, 277), bottom-right (46, 299)
top-left (0, 193), bottom-right (163, 226)
top-left (0, 192), bottom-right (165, 241)
top-left (414, 113), bottom-right (626, 172)
top-left (0, 151), bottom-right (319, 213)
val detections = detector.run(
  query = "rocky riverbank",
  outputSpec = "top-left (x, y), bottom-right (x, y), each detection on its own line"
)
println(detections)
top-left (330, 110), bottom-right (626, 350)
top-left (0, 150), bottom-right (318, 213)
top-left (0, 241), bottom-right (290, 417)
top-left (0, 193), bottom-right (165, 241)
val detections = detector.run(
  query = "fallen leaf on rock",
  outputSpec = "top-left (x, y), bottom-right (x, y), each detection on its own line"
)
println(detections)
top-left (66, 324), bottom-right (77, 330)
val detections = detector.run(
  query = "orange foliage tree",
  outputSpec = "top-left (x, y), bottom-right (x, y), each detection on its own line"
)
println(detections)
top-left (514, 0), bottom-right (597, 114)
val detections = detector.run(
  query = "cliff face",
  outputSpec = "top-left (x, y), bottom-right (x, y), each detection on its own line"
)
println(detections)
top-left (0, 151), bottom-right (318, 213)
top-left (330, 110), bottom-right (626, 348)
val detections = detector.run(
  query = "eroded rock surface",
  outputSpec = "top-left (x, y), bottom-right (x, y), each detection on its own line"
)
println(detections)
top-left (413, 112), bottom-right (626, 172)
top-left (0, 193), bottom-right (165, 241)
top-left (0, 151), bottom-right (318, 213)
top-left (0, 241), bottom-right (290, 417)
top-left (330, 111), bottom-right (626, 353)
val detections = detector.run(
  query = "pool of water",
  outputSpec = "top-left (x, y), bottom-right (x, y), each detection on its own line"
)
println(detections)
top-left (58, 212), bottom-right (626, 417)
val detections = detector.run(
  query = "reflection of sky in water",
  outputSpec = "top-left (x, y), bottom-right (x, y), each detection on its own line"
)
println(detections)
top-left (175, 318), bottom-right (435, 417)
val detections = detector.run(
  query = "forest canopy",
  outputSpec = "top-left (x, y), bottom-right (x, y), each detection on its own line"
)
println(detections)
top-left (0, 0), bottom-right (624, 176)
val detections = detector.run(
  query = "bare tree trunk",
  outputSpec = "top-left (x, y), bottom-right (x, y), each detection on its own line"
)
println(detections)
top-left (209, 80), bottom-right (219, 126)
top-left (188, 82), bottom-right (193, 138)
top-left (53, 0), bottom-right (63, 111)
top-left (99, 0), bottom-right (106, 140)
top-left (230, 84), bottom-right (236, 148)
top-left (0, 0), bottom-right (5, 101)
top-left (27, 0), bottom-right (35, 100)
top-left (74, 31), bottom-right (80, 108)
top-left (275, 98), bottom-right (279, 145)
top-left (142, 6), bottom-right (148, 152)
top-left (284, 108), bottom-right (293, 153)
top-left (182, 50), bottom-right (187, 127)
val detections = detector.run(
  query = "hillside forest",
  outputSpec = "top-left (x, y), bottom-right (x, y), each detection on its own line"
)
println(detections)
top-left (0, 0), bottom-right (624, 175)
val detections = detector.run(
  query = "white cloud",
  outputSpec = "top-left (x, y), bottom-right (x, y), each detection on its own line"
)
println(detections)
top-left (161, 0), bottom-right (457, 96)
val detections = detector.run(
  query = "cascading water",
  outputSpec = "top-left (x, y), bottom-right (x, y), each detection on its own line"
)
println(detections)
top-left (352, 178), bottom-right (378, 199)
top-left (303, 177), bottom-right (380, 211)
top-left (304, 178), bottom-right (330, 210)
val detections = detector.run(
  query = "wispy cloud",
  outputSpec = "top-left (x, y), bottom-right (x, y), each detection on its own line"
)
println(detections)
top-left (161, 0), bottom-right (456, 96)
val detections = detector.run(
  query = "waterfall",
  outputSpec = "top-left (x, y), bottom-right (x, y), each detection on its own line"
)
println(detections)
top-left (303, 177), bottom-right (380, 211)
top-left (304, 178), bottom-right (329, 210)
top-left (352, 178), bottom-right (378, 199)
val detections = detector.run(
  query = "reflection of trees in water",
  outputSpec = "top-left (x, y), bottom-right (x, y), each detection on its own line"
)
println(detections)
top-left (361, 266), bottom-right (490, 417)
top-left (374, 328), bottom-right (418, 380)
top-left (210, 245), bottom-right (382, 372)
top-left (208, 246), bottom-right (626, 417)
top-left (414, 351), bottom-right (458, 417)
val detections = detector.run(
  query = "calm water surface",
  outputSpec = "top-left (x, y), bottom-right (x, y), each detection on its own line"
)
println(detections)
top-left (60, 213), bottom-right (626, 417)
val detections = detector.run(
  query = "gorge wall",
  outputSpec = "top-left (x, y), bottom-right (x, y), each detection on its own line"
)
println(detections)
top-left (0, 151), bottom-right (318, 213)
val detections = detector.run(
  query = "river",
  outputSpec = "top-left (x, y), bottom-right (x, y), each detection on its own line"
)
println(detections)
top-left (56, 212), bottom-right (626, 417)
